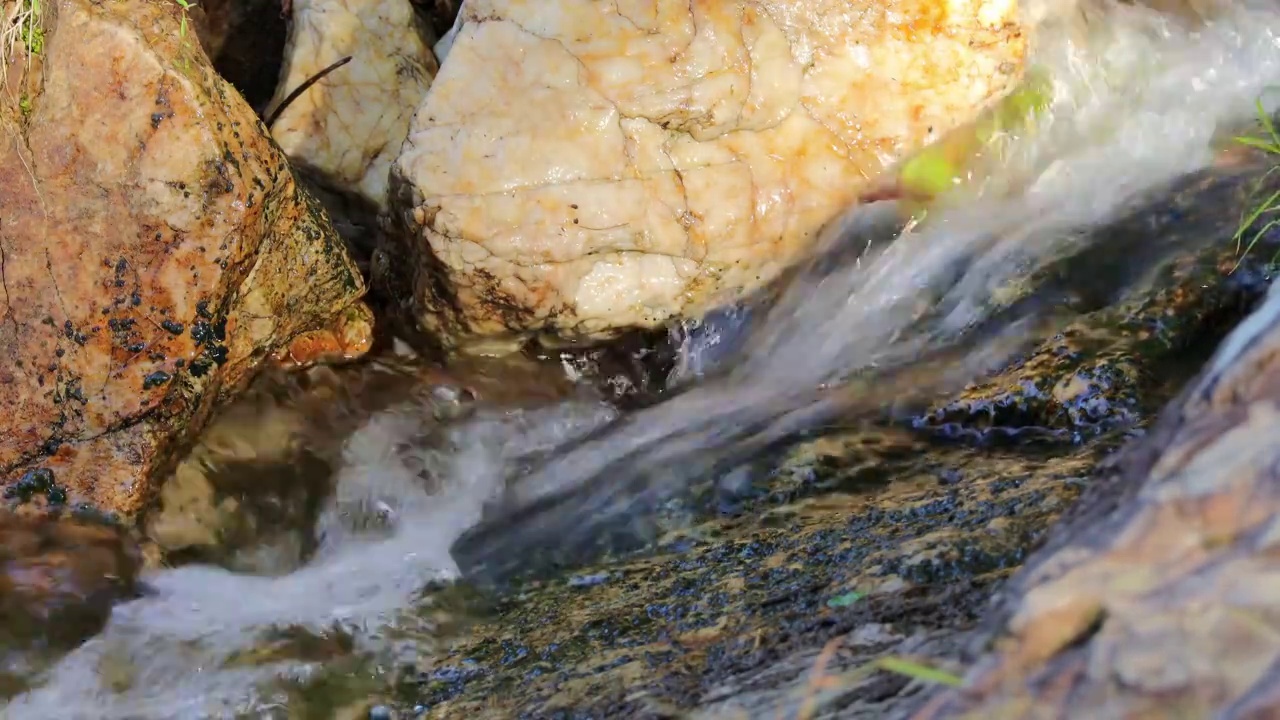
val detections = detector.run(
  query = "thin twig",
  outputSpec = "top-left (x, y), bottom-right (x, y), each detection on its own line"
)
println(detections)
top-left (263, 55), bottom-right (352, 128)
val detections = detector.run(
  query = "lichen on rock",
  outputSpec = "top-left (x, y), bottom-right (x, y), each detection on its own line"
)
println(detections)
top-left (0, 0), bottom-right (368, 520)
top-left (383, 0), bottom-right (1029, 352)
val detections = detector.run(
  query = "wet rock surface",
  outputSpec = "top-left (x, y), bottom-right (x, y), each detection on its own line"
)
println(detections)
top-left (272, 301), bottom-right (377, 371)
top-left (916, 158), bottom-right (1279, 446)
top-left (384, 0), bottom-right (1029, 351)
top-left (397, 435), bottom-right (1103, 719)
top-left (0, 512), bottom-right (141, 652)
top-left (372, 154), bottom-right (1280, 717)
top-left (0, 0), bottom-right (368, 518)
top-left (913, 243), bottom-right (1280, 717)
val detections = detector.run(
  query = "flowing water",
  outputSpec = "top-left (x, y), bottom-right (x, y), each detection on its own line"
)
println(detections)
top-left (7, 2), bottom-right (1280, 717)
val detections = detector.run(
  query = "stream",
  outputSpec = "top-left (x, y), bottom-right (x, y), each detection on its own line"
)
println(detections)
top-left (6, 2), bottom-right (1280, 718)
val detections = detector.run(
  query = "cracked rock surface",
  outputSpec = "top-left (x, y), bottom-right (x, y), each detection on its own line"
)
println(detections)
top-left (384, 0), bottom-right (1029, 352)
top-left (0, 0), bottom-right (368, 519)
top-left (269, 0), bottom-right (440, 209)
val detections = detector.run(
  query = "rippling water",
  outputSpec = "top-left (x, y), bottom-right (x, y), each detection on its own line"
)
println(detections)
top-left (7, 2), bottom-right (1280, 717)
top-left (452, 0), bottom-right (1280, 579)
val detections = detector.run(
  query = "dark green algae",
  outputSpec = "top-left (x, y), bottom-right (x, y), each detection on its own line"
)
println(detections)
top-left (391, 438), bottom-right (1100, 719)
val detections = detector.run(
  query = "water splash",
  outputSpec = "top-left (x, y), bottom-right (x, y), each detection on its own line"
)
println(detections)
top-left (450, 1), bottom-right (1280, 579)
top-left (2, 401), bottom-right (617, 719)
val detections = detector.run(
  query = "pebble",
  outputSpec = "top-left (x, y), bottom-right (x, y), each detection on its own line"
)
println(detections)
top-left (568, 572), bottom-right (611, 588)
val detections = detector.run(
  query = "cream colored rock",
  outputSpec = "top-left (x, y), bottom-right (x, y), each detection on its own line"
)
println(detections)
top-left (268, 0), bottom-right (439, 208)
top-left (387, 0), bottom-right (1029, 351)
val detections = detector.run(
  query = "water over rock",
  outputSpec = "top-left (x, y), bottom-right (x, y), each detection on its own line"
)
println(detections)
top-left (915, 242), bottom-right (1280, 717)
top-left (142, 347), bottom-right (579, 572)
top-left (387, 148), bottom-right (1280, 718)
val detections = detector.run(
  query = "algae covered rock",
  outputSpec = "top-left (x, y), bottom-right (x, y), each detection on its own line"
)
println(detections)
top-left (268, 0), bottom-right (440, 209)
top-left (914, 156), bottom-right (1280, 444)
top-left (383, 0), bottom-right (1029, 352)
top-left (0, 0), bottom-right (368, 519)
top-left (914, 258), bottom-right (1280, 717)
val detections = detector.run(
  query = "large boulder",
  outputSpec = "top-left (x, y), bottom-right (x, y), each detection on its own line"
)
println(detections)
top-left (383, 0), bottom-right (1029, 352)
top-left (0, 0), bottom-right (369, 519)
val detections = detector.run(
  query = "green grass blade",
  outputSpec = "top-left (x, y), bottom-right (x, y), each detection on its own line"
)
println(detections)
top-left (1234, 136), bottom-right (1280, 154)
top-left (1257, 97), bottom-right (1280, 147)
top-left (874, 657), bottom-right (963, 687)
top-left (1232, 216), bottom-right (1280, 274)
top-left (1232, 187), bottom-right (1280, 247)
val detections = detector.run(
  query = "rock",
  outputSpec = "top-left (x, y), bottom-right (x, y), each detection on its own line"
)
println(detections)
top-left (273, 301), bottom-right (376, 370)
top-left (383, 0), bottom-right (1028, 351)
top-left (378, 151), bottom-right (1280, 718)
top-left (267, 0), bottom-right (440, 210)
top-left (0, 511), bottom-right (141, 649)
top-left (0, 0), bottom-right (368, 519)
top-left (911, 258), bottom-right (1280, 716)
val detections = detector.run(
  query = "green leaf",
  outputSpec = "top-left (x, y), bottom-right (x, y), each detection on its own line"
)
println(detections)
top-left (874, 657), bottom-right (963, 687)
top-left (826, 591), bottom-right (864, 608)
top-left (1232, 187), bottom-right (1280, 246)
top-left (898, 149), bottom-right (958, 199)
top-left (1234, 216), bottom-right (1280, 274)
